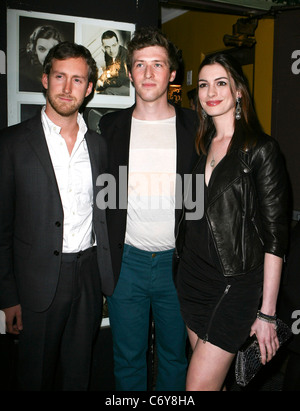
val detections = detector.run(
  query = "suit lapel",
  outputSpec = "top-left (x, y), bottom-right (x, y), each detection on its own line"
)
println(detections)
top-left (112, 107), bottom-right (133, 171)
top-left (175, 107), bottom-right (186, 177)
top-left (25, 114), bottom-right (60, 195)
top-left (85, 130), bottom-right (100, 185)
top-left (26, 116), bottom-right (103, 194)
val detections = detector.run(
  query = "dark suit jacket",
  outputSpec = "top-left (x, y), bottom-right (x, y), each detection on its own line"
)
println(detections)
top-left (0, 114), bottom-right (114, 313)
top-left (99, 105), bottom-right (198, 286)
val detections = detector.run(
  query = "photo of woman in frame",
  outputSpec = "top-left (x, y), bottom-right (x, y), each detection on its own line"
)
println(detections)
top-left (19, 16), bottom-right (75, 92)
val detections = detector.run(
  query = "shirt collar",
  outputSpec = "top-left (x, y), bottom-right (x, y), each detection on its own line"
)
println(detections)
top-left (41, 106), bottom-right (88, 138)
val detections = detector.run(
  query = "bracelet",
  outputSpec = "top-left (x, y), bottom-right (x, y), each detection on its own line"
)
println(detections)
top-left (257, 310), bottom-right (277, 324)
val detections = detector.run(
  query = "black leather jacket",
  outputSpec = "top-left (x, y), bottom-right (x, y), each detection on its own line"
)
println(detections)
top-left (175, 130), bottom-right (290, 277)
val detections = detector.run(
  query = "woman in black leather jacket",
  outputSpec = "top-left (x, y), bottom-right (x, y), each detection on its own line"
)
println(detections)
top-left (176, 52), bottom-right (289, 391)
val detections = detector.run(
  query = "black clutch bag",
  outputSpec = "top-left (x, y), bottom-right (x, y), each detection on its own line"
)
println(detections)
top-left (235, 318), bottom-right (293, 387)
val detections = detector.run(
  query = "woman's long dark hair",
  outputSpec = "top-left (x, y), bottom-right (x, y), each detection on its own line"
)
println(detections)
top-left (195, 52), bottom-right (263, 155)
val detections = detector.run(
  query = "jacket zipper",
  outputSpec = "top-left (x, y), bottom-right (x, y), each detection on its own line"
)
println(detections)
top-left (203, 284), bottom-right (231, 343)
top-left (251, 217), bottom-right (265, 246)
top-left (242, 214), bottom-right (246, 271)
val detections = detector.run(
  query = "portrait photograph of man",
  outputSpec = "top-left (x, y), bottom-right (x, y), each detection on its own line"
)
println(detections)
top-left (82, 25), bottom-right (132, 97)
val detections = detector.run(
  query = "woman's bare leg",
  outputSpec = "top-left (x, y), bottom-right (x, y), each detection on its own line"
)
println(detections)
top-left (186, 327), bottom-right (235, 391)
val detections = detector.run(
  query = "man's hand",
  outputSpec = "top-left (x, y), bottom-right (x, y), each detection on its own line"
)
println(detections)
top-left (3, 305), bottom-right (22, 334)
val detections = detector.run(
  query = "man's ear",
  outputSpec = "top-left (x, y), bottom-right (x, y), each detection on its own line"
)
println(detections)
top-left (41, 73), bottom-right (48, 90)
top-left (169, 71), bottom-right (176, 83)
top-left (85, 82), bottom-right (94, 97)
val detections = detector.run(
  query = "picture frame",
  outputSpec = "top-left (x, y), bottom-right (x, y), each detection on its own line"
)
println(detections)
top-left (7, 9), bottom-right (135, 126)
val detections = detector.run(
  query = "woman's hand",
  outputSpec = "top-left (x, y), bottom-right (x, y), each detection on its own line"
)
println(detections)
top-left (251, 253), bottom-right (283, 365)
top-left (250, 318), bottom-right (279, 365)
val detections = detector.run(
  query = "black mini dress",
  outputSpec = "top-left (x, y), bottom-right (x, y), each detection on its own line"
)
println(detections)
top-left (176, 156), bottom-right (263, 354)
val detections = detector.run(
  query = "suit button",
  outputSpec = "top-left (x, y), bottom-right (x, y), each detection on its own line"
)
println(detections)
top-left (54, 250), bottom-right (60, 256)
top-left (55, 221), bottom-right (61, 227)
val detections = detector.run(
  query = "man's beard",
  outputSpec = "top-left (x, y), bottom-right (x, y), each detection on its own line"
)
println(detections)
top-left (47, 92), bottom-right (84, 117)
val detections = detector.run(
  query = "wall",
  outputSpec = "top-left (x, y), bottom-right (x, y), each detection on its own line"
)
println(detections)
top-left (0, 0), bottom-right (159, 130)
top-left (163, 10), bottom-right (274, 134)
top-left (253, 17), bottom-right (274, 135)
top-left (163, 11), bottom-right (240, 107)
top-left (272, 9), bottom-right (300, 214)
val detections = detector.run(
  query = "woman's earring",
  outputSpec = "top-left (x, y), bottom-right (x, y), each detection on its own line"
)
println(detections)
top-left (235, 97), bottom-right (242, 120)
top-left (202, 109), bottom-right (207, 119)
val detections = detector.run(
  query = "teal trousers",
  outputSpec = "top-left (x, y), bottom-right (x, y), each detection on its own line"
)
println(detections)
top-left (107, 244), bottom-right (187, 391)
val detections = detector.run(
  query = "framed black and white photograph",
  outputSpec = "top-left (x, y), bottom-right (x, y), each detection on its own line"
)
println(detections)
top-left (19, 16), bottom-right (75, 93)
top-left (82, 26), bottom-right (132, 98)
top-left (7, 9), bottom-right (135, 126)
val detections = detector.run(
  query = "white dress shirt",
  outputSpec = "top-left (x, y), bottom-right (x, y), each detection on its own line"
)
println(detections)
top-left (41, 108), bottom-right (94, 253)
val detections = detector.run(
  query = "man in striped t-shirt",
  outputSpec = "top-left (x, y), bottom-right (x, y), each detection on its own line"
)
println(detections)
top-left (99, 27), bottom-right (198, 391)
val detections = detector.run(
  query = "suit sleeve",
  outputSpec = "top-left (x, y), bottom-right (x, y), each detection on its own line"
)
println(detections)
top-left (0, 133), bottom-right (19, 309)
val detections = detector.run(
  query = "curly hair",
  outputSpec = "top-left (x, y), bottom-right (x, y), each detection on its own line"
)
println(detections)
top-left (126, 26), bottom-right (179, 73)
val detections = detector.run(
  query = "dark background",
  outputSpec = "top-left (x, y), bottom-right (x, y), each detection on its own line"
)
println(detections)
top-left (272, 9), bottom-right (300, 215)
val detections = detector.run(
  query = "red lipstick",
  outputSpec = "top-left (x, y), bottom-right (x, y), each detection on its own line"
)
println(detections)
top-left (206, 100), bottom-right (222, 107)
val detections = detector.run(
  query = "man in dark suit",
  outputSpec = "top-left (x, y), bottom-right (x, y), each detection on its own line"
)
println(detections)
top-left (99, 27), bottom-right (198, 391)
top-left (0, 42), bottom-right (114, 390)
